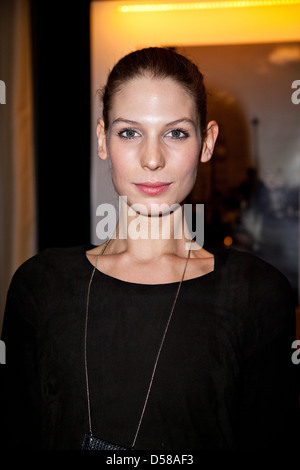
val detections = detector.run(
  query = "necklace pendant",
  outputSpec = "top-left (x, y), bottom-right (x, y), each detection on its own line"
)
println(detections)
top-left (81, 433), bottom-right (130, 450)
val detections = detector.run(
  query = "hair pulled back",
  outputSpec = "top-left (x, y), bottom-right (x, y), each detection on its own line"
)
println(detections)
top-left (101, 47), bottom-right (207, 139)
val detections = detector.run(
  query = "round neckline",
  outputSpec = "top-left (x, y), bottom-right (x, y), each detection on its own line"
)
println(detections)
top-left (82, 243), bottom-right (218, 287)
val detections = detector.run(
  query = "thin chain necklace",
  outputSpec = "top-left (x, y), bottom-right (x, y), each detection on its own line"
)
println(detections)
top-left (82, 238), bottom-right (192, 450)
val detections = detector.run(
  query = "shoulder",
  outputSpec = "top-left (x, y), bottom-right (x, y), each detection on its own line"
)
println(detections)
top-left (9, 244), bottom-right (93, 291)
top-left (210, 247), bottom-right (294, 323)
top-left (215, 247), bottom-right (292, 291)
top-left (223, 248), bottom-right (295, 329)
top-left (3, 244), bottom-right (93, 332)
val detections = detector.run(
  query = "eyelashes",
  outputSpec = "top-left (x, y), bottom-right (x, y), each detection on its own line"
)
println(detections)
top-left (118, 129), bottom-right (139, 140)
top-left (117, 128), bottom-right (190, 140)
top-left (167, 128), bottom-right (190, 139)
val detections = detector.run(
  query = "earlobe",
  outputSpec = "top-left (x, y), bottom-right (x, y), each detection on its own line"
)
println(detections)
top-left (96, 118), bottom-right (108, 160)
top-left (200, 121), bottom-right (219, 163)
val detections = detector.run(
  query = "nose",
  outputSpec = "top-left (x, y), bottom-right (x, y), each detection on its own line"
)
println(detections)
top-left (140, 137), bottom-right (165, 171)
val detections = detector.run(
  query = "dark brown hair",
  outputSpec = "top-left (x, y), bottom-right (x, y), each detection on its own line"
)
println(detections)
top-left (101, 47), bottom-right (207, 139)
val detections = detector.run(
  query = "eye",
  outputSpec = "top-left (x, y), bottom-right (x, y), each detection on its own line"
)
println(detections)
top-left (118, 128), bottom-right (139, 140)
top-left (166, 128), bottom-right (189, 140)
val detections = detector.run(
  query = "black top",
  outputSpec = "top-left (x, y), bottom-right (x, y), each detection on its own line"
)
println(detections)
top-left (1, 245), bottom-right (299, 450)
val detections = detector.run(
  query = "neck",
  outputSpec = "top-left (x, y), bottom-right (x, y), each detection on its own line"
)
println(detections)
top-left (108, 197), bottom-right (193, 260)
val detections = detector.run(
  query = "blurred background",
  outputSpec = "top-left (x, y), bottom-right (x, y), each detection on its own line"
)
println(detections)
top-left (0, 0), bottom-right (299, 336)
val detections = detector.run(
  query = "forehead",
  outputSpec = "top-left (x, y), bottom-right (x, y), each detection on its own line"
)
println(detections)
top-left (109, 76), bottom-right (198, 124)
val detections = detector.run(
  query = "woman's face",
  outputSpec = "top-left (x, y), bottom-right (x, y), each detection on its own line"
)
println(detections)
top-left (98, 76), bottom-right (216, 215)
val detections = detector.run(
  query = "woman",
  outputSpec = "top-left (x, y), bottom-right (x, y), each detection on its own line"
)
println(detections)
top-left (2, 47), bottom-right (299, 450)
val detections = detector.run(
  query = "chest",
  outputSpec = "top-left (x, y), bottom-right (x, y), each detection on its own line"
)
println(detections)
top-left (38, 281), bottom-right (243, 398)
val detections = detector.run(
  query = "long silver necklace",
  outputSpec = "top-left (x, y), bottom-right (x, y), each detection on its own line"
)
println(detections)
top-left (82, 239), bottom-right (192, 450)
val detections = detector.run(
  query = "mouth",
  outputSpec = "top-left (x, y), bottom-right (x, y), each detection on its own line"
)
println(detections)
top-left (133, 182), bottom-right (172, 196)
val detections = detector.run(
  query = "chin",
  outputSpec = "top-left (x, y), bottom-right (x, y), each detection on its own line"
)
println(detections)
top-left (127, 197), bottom-right (185, 218)
top-left (117, 184), bottom-right (192, 216)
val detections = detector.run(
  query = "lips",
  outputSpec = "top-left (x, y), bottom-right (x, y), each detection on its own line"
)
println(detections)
top-left (134, 182), bottom-right (172, 196)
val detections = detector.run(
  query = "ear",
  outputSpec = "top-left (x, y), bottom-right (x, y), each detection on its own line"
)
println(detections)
top-left (96, 118), bottom-right (108, 160)
top-left (200, 121), bottom-right (219, 163)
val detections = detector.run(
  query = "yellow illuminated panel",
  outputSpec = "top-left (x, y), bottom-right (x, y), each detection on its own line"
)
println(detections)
top-left (91, 0), bottom-right (300, 57)
top-left (120, 0), bottom-right (300, 13)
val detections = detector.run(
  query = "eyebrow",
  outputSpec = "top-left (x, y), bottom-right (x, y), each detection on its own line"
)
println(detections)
top-left (112, 118), bottom-right (140, 127)
top-left (111, 117), bottom-right (197, 128)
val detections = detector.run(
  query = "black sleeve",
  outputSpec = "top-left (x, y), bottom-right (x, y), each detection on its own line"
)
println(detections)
top-left (1, 268), bottom-right (42, 450)
top-left (237, 265), bottom-right (300, 449)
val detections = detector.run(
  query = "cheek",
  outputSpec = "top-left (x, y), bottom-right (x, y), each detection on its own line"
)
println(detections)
top-left (108, 142), bottom-right (135, 177)
top-left (176, 148), bottom-right (200, 181)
